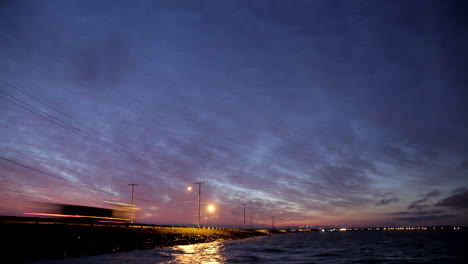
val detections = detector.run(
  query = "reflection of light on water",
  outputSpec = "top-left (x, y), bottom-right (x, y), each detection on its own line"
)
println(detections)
top-left (166, 242), bottom-right (226, 264)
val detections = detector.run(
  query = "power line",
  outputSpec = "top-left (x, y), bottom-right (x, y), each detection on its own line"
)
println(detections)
top-left (0, 79), bottom-right (159, 167)
top-left (0, 188), bottom-right (47, 197)
top-left (0, 91), bottom-right (151, 166)
top-left (0, 79), bottom-right (175, 206)
top-left (0, 79), bottom-right (128, 150)
top-left (0, 188), bottom-right (99, 201)
top-left (0, 180), bottom-right (58, 189)
top-left (0, 93), bottom-right (116, 149)
top-left (1, 93), bottom-right (166, 203)
top-left (0, 156), bottom-right (166, 205)
top-left (0, 156), bottom-right (121, 196)
top-left (0, 79), bottom-right (177, 194)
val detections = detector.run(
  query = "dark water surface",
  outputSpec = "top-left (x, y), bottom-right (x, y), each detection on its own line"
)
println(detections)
top-left (30, 230), bottom-right (466, 264)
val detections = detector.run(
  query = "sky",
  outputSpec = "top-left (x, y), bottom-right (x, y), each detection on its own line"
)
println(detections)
top-left (1, 0), bottom-right (467, 228)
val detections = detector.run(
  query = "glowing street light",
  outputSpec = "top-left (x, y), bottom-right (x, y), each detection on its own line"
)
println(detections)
top-left (207, 204), bottom-right (215, 212)
top-left (204, 204), bottom-right (215, 228)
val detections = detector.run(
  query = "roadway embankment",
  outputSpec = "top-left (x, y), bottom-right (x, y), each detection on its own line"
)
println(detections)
top-left (1, 222), bottom-right (283, 263)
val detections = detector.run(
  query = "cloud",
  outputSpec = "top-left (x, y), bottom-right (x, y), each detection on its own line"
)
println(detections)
top-left (70, 34), bottom-right (134, 92)
top-left (394, 215), bottom-right (456, 223)
top-left (374, 191), bottom-right (399, 206)
top-left (386, 209), bottom-right (444, 216)
top-left (435, 189), bottom-right (468, 209)
top-left (407, 198), bottom-right (428, 210)
top-left (407, 201), bottom-right (429, 210)
top-left (387, 211), bottom-right (409, 216)
top-left (407, 189), bottom-right (442, 210)
top-left (450, 187), bottom-right (467, 195)
top-left (424, 190), bottom-right (442, 198)
top-left (375, 197), bottom-right (399, 206)
top-left (459, 160), bottom-right (468, 171)
top-left (385, 210), bottom-right (444, 216)
top-left (1, 0), bottom-right (468, 226)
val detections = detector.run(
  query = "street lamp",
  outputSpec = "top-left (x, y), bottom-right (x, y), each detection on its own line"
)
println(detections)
top-left (242, 203), bottom-right (246, 229)
top-left (207, 204), bottom-right (215, 212)
top-left (128, 183), bottom-right (138, 224)
top-left (259, 211), bottom-right (264, 229)
top-left (204, 204), bottom-right (215, 228)
top-left (232, 211), bottom-right (236, 229)
top-left (187, 182), bottom-right (205, 229)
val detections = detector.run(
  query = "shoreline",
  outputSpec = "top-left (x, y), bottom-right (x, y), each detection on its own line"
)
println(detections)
top-left (2, 223), bottom-right (285, 263)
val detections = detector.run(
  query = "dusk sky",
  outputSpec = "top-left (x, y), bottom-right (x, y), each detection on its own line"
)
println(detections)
top-left (1, 0), bottom-right (467, 227)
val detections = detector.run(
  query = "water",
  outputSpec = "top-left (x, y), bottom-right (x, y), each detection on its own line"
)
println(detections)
top-left (30, 230), bottom-right (466, 264)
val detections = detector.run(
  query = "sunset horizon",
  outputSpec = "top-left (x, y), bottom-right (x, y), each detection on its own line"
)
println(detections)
top-left (1, 0), bottom-right (467, 230)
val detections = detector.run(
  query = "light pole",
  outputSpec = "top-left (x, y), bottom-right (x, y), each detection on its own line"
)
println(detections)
top-left (259, 211), bottom-right (264, 229)
top-left (243, 203), bottom-right (246, 229)
top-left (203, 204), bottom-right (206, 228)
top-left (204, 204), bottom-right (215, 228)
top-left (128, 183), bottom-right (138, 224)
top-left (232, 211), bottom-right (236, 229)
top-left (194, 181), bottom-right (205, 229)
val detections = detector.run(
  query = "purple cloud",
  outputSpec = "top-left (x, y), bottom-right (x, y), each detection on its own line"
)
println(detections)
top-left (407, 190), bottom-right (442, 210)
top-left (1, 0), bottom-right (467, 226)
top-left (375, 198), bottom-right (399, 206)
top-left (394, 215), bottom-right (456, 223)
top-left (435, 189), bottom-right (468, 209)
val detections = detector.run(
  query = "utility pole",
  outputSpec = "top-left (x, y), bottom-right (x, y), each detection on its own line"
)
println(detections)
top-left (128, 183), bottom-right (138, 224)
top-left (259, 211), bottom-right (264, 229)
top-left (203, 204), bottom-right (206, 228)
top-left (243, 203), bottom-right (246, 229)
top-left (194, 181), bottom-right (205, 229)
top-left (232, 211), bottom-right (236, 229)
top-left (272, 216), bottom-right (275, 230)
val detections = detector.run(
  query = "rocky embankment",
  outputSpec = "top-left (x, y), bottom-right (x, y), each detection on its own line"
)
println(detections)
top-left (2, 223), bottom-right (281, 263)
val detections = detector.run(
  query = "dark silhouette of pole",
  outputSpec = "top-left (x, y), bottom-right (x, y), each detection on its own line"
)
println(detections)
top-left (194, 181), bottom-right (205, 229)
top-left (203, 204), bottom-right (206, 228)
top-left (232, 211), bottom-right (236, 229)
top-left (272, 216), bottom-right (275, 230)
top-left (128, 184), bottom-right (138, 223)
top-left (243, 203), bottom-right (246, 229)
top-left (259, 211), bottom-right (264, 229)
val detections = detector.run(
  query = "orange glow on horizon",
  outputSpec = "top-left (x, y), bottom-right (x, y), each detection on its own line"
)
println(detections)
top-left (24, 212), bottom-right (81, 218)
top-left (98, 220), bottom-right (126, 223)
top-left (23, 212), bottom-right (129, 221)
